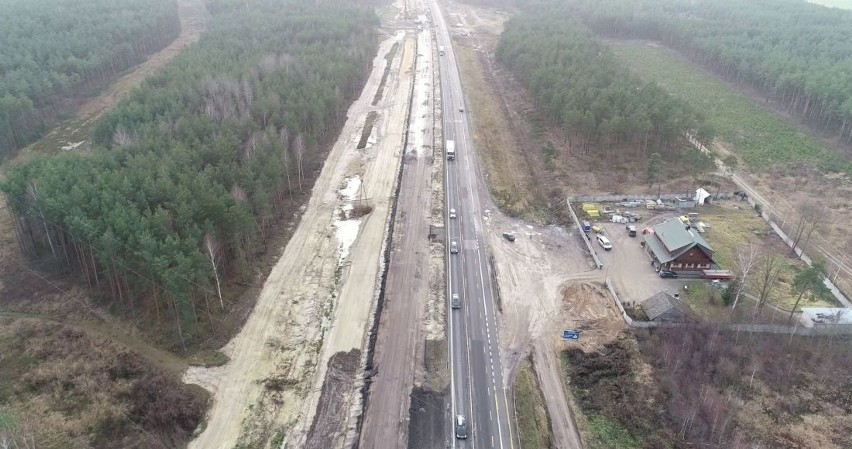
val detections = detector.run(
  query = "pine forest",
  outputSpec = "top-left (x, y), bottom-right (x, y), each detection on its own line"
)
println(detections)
top-left (495, 1), bottom-right (712, 158)
top-left (0, 0), bottom-right (181, 157)
top-left (566, 0), bottom-right (852, 150)
top-left (1, 0), bottom-right (379, 348)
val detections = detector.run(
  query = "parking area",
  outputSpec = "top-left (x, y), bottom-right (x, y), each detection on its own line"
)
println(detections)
top-left (591, 222), bottom-right (680, 305)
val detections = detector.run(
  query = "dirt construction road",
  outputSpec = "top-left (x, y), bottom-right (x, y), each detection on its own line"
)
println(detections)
top-left (359, 23), bottom-right (437, 448)
top-left (184, 30), bottom-right (414, 448)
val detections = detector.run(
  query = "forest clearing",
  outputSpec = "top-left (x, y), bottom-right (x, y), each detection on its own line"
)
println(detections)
top-left (609, 41), bottom-right (852, 307)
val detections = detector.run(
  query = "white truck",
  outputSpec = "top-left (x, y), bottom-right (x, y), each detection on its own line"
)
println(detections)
top-left (439, 46), bottom-right (445, 56)
top-left (446, 139), bottom-right (455, 160)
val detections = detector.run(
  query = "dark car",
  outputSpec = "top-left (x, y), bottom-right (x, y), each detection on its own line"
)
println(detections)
top-left (455, 415), bottom-right (468, 439)
top-left (659, 269), bottom-right (678, 278)
top-left (503, 232), bottom-right (516, 242)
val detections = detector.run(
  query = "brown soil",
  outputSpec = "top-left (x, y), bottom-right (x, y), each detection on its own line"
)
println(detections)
top-left (305, 349), bottom-right (362, 449)
top-left (407, 387), bottom-right (447, 449)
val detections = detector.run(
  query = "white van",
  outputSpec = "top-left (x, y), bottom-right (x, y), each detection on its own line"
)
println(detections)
top-left (597, 235), bottom-right (612, 251)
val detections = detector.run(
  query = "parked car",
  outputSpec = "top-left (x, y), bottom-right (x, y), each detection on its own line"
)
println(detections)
top-left (450, 241), bottom-right (459, 254)
top-left (596, 235), bottom-right (612, 251)
top-left (626, 225), bottom-right (637, 237)
top-left (502, 232), bottom-right (516, 242)
top-left (449, 208), bottom-right (457, 219)
top-left (451, 293), bottom-right (461, 309)
top-left (659, 269), bottom-right (678, 278)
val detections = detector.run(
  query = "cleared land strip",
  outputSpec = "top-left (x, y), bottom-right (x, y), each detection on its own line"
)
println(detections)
top-left (184, 31), bottom-right (412, 448)
top-left (15, 0), bottom-right (210, 160)
top-left (359, 27), bottom-right (434, 449)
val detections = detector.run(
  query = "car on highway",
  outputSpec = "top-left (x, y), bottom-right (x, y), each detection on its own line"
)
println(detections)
top-left (659, 269), bottom-right (678, 278)
top-left (455, 414), bottom-right (468, 439)
top-left (449, 208), bottom-right (457, 219)
top-left (459, 107), bottom-right (464, 112)
top-left (596, 235), bottom-right (612, 251)
top-left (450, 241), bottom-right (459, 254)
top-left (451, 293), bottom-right (461, 309)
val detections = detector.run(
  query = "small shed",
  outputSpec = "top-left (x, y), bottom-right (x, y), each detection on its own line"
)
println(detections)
top-left (694, 188), bottom-right (711, 205)
top-left (641, 291), bottom-right (695, 323)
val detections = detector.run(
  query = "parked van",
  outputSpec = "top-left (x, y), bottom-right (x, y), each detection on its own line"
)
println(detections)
top-left (581, 220), bottom-right (591, 232)
top-left (597, 235), bottom-right (612, 251)
top-left (626, 225), bottom-right (637, 237)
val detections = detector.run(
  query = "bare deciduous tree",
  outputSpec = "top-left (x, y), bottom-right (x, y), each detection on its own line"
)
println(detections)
top-left (203, 233), bottom-right (225, 310)
top-left (754, 254), bottom-right (784, 314)
top-left (790, 205), bottom-right (820, 256)
top-left (732, 242), bottom-right (760, 310)
top-left (279, 128), bottom-right (293, 200)
top-left (26, 181), bottom-right (57, 260)
top-left (112, 127), bottom-right (135, 148)
top-left (293, 133), bottom-right (305, 193)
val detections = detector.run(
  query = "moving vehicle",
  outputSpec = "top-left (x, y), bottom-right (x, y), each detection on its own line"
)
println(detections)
top-left (596, 235), bottom-right (612, 251)
top-left (446, 139), bottom-right (455, 160)
top-left (659, 269), bottom-right (678, 278)
top-left (451, 293), bottom-right (461, 309)
top-left (439, 45), bottom-right (445, 56)
top-left (449, 208), bottom-right (457, 219)
top-left (459, 107), bottom-right (464, 112)
top-left (450, 240), bottom-right (459, 254)
top-left (455, 414), bottom-right (468, 439)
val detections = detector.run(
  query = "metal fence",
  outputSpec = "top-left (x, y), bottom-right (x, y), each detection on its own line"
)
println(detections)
top-left (604, 277), bottom-right (852, 335)
top-left (569, 192), bottom-right (737, 203)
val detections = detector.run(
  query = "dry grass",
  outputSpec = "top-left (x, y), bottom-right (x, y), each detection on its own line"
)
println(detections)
top-left (454, 41), bottom-right (546, 219)
top-left (0, 317), bottom-right (206, 448)
top-left (698, 200), bottom-right (837, 310)
top-left (513, 357), bottom-right (552, 449)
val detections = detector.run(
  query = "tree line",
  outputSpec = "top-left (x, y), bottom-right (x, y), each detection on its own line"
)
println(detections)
top-left (0, 0), bottom-right (181, 158)
top-left (565, 0), bottom-right (852, 151)
top-left (495, 1), bottom-right (710, 158)
top-left (1, 0), bottom-right (379, 348)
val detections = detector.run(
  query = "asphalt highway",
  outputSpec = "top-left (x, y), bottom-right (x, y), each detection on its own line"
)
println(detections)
top-left (430, 1), bottom-right (514, 447)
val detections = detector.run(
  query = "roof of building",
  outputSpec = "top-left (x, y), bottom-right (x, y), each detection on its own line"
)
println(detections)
top-left (644, 219), bottom-right (713, 263)
top-left (642, 291), bottom-right (694, 322)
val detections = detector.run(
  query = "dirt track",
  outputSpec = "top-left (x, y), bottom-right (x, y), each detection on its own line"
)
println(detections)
top-left (184, 27), bottom-right (415, 448)
top-left (359, 17), bottom-right (437, 449)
